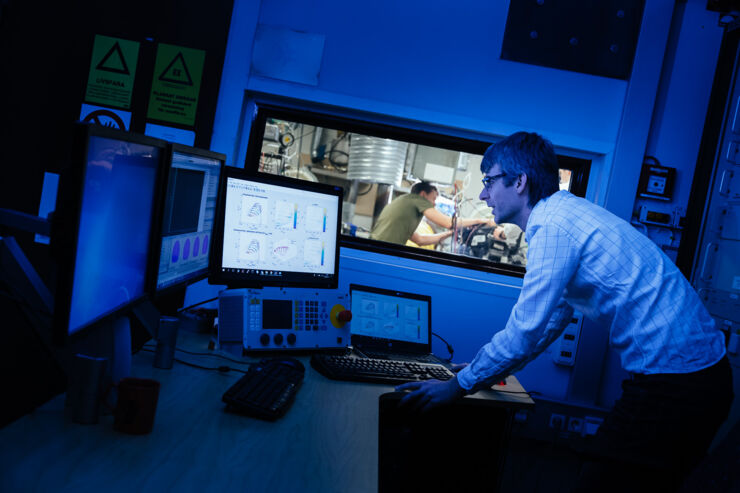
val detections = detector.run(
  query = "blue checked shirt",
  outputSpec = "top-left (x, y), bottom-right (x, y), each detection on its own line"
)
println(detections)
top-left (457, 191), bottom-right (726, 392)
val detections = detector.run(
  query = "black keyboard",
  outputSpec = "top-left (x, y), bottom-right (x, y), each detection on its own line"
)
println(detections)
top-left (222, 358), bottom-right (305, 421)
top-left (310, 354), bottom-right (455, 385)
top-left (360, 349), bottom-right (441, 364)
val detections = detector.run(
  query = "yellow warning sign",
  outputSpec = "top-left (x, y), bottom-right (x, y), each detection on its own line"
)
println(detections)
top-left (147, 43), bottom-right (205, 127)
top-left (159, 52), bottom-right (193, 85)
top-left (84, 35), bottom-right (139, 110)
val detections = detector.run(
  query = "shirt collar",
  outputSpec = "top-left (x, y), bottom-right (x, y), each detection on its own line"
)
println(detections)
top-left (525, 190), bottom-right (568, 242)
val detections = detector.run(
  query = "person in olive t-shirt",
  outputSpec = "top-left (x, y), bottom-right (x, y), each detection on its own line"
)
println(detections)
top-left (370, 182), bottom-right (494, 246)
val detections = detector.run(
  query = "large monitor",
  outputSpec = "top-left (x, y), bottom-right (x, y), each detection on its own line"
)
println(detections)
top-left (151, 144), bottom-right (225, 295)
top-left (209, 167), bottom-right (343, 289)
top-left (52, 123), bottom-right (167, 344)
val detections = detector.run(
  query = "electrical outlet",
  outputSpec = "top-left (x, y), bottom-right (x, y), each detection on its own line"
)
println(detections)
top-left (567, 417), bottom-right (584, 434)
top-left (583, 416), bottom-right (604, 436)
top-left (549, 413), bottom-right (565, 430)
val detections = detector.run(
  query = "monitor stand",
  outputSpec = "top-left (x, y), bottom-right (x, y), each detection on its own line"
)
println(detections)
top-left (130, 299), bottom-right (162, 339)
top-left (64, 315), bottom-right (132, 423)
top-left (129, 288), bottom-right (186, 352)
top-left (68, 315), bottom-right (132, 382)
top-left (1, 214), bottom-right (133, 420)
top-left (129, 287), bottom-right (188, 348)
top-left (111, 316), bottom-right (132, 383)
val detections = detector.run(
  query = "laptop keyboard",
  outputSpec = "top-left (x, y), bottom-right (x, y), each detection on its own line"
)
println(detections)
top-left (310, 354), bottom-right (455, 385)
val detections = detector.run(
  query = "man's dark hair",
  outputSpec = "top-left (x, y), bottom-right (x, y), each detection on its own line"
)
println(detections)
top-left (410, 181), bottom-right (437, 195)
top-left (481, 132), bottom-right (559, 207)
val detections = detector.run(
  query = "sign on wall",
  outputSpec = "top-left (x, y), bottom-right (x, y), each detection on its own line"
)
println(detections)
top-left (146, 43), bottom-right (205, 127)
top-left (84, 35), bottom-right (140, 109)
top-left (79, 103), bottom-right (131, 131)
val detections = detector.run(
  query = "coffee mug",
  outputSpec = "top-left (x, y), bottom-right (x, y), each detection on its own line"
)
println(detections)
top-left (114, 377), bottom-right (160, 434)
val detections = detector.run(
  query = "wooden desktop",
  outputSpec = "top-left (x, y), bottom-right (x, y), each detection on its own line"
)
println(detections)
top-left (0, 326), bottom-right (533, 493)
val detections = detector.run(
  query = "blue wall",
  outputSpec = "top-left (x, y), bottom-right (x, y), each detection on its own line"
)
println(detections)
top-left (198, 0), bottom-right (724, 408)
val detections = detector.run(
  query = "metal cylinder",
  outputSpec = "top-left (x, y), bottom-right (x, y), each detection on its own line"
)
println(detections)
top-left (66, 353), bottom-right (108, 425)
top-left (348, 135), bottom-right (408, 186)
top-left (153, 317), bottom-right (179, 370)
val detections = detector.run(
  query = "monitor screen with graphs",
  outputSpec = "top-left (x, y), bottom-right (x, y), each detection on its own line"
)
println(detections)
top-left (152, 144), bottom-right (224, 294)
top-left (209, 167), bottom-right (343, 289)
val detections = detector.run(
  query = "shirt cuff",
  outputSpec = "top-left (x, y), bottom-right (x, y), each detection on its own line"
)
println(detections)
top-left (456, 366), bottom-right (476, 392)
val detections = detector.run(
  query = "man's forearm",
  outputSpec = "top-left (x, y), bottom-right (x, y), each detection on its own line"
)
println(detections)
top-left (411, 230), bottom-right (452, 246)
top-left (458, 217), bottom-right (492, 228)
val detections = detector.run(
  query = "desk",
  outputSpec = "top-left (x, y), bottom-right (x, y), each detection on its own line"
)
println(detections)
top-left (0, 328), bottom-right (533, 493)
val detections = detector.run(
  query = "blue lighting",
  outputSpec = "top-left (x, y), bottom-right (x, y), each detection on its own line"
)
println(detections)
top-left (68, 136), bottom-right (160, 334)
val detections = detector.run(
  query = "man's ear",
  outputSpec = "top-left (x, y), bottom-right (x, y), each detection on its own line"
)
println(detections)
top-left (515, 173), bottom-right (528, 194)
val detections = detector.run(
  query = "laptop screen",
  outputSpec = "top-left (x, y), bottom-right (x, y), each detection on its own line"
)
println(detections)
top-left (349, 284), bottom-right (432, 353)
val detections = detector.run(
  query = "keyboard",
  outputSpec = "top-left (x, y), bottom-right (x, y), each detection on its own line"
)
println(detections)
top-left (310, 354), bottom-right (455, 385)
top-left (359, 349), bottom-right (442, 364)
top-left (222, 358), bottom-right (305, 421)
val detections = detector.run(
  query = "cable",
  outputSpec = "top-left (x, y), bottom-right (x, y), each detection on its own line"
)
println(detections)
top-left (177, 296), bottom-right (219, 314)
top-left (328, 149), bottom-right (349, 169)
top-left (630, 219), bottom-right (649, 236)
top-left (328, 132), bottom-right (349, 169)
top-left (431, 331), bottom-right (454, 362)
top-left (453, 173), bottom-right (472, 205)
top-left (142, 343), bottom-right (256, 366)
top-left (356, 182), bottom-right (374, 196)
top-left (464, 223), bottom-right (486, 248)
top-left (643, 155), bottom-right (661, 166)
top-left (494, 389), bottom-right (539, 397)
top-left (139, 347), bottom-right (248, 374)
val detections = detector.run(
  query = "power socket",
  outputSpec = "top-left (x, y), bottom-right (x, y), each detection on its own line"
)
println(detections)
top-left (583, 416), bottom-right (604, 436)
top-left (567, 417), bottom-right (584, 434)
top-left (549, 413), bottom-right (565, 430)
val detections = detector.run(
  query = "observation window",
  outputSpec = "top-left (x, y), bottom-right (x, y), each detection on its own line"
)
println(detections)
top-left (244, 103), bottom-right (590, 276)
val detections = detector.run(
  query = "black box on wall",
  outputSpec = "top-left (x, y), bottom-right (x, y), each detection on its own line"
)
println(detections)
top-left (501, 0), bottom-right (645, 80)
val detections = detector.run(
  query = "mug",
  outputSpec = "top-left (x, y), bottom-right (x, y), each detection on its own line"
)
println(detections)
top-left (114, 377), bottom-right (160, 434)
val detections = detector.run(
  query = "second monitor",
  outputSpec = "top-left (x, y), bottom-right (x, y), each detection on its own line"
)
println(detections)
top-left (152, 144), bottom-right (225, 294)
top-left (209, 168), bottom-right (343, 289)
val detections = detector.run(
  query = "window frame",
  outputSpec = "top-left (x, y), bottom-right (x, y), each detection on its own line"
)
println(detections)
top-left (243, 100), bottom-right (591, 279)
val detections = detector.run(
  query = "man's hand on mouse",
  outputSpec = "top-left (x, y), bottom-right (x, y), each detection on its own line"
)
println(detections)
top-left (395, 376), bottom-right (466, 413)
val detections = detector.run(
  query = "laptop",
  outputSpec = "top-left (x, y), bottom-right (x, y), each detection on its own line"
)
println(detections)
top-left (349, 284), bottom-right (447, 364)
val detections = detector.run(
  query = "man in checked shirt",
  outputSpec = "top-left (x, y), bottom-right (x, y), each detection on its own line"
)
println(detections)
top-left (397, 132), bottom-right (733, 493)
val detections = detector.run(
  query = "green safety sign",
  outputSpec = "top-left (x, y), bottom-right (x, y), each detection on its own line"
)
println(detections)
top-left (84, 35), bottom-right (140, 110)
top-left (147, 43), bottom-right (205, 127)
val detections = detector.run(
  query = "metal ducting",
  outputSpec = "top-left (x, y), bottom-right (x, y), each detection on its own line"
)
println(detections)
top-left (347, 135), bottom-right (408, 186)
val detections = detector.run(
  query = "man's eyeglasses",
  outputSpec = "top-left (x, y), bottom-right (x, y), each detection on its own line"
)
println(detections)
top-left (482, 172), bottom-right (506, 189)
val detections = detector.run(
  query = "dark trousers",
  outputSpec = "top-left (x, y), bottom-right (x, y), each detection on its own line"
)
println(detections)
top-left (573, 356), bottom-right (734, 493)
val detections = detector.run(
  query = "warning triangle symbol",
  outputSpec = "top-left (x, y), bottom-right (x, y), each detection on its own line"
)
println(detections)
top-left (96, 42), bottom-right (130, 75)
top-left (158, 52), bottom-right (193, 85)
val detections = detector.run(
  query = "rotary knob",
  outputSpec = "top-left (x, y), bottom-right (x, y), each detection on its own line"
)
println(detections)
top-left (273, 333), bottom-right (284, 345)
top-left (287, 333), bottom-right (296, 345)
top-left (259, 333), bottom-right (270, 346)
